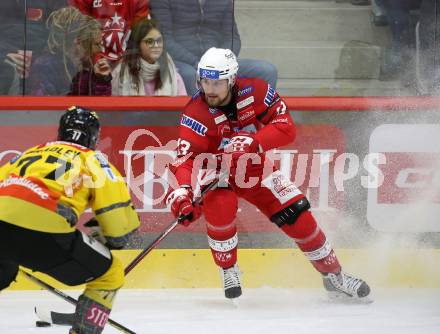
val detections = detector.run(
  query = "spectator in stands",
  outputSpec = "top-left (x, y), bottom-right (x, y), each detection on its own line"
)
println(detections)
top-left (380, 0), bottom-right (422, 83)
top-left (150, 0), bottom-right (278, 96)
top-left (29, 7), bottom-right (112, 96)
top-left (0, 0), bottom-right (67, 95)
top-left (68, 0), bottom-right (149, 62)
top-left (112, 18), bottom-right (187, 96)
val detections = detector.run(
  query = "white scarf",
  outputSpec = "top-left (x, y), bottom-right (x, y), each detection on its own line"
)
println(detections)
top-left (113, 53), bottom-right (179, 96)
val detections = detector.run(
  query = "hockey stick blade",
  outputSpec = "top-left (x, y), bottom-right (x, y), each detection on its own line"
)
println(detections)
top-left (35, 307), bottom-right (74, 325)
top-left (23, 271), bottom-right (136, 333)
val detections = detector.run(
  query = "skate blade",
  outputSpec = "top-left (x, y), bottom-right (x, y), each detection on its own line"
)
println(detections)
top-left (327, 291), bottom-right (374, 304)
top-left (229, 298), bottom-right (240, 308)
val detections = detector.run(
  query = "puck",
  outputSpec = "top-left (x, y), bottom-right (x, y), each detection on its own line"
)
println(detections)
top-left (35, 320), bottom-right (51, 327)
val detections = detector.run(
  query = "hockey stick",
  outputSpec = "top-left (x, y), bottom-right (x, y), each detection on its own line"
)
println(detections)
top-left (21, 270), bottom-right (136, 334)
top-left (35, 173), bottom-right (225, 326)
top-left (124, 173), bottom-right (223, 274)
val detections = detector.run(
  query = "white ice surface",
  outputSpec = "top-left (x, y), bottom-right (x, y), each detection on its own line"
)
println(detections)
top-left (1, 288), bottom-right (440, 334)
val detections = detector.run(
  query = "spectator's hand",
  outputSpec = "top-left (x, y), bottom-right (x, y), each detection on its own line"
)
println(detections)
top-left (93, 57), bottom-right (111, 77)
top-left (5, 52), bottom-right (31, 78)
top-left (166, 187), bottom-right (202, 226)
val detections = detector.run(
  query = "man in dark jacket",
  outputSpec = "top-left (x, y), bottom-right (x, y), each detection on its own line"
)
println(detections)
top-left (150, 0), bottom-right (278, 95)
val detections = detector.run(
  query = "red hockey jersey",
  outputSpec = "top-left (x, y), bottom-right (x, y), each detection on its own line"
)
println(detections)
top-left (173, 77), bottom-right (296, 187)
top-left (68, 0), bottom-right (149, 60)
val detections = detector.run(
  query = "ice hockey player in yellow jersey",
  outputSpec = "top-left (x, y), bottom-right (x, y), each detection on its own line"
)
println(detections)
top-left (0, 106), bottom-right (140, 334)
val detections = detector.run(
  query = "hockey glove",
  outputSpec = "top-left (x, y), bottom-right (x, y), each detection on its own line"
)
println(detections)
top-left (165, 187), bottom-right (202, 226)
top-left (84, 218), bottom-right (130, 249)
top-left (224, 132), bottom-right (262, 177)
top-left (84, 218), bottom-right (107, 244)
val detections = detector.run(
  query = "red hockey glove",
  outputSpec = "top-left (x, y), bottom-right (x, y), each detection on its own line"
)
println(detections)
top-left (165, 187), bottom-right (202, 226)
top-left (224, 132), bottom-right (262, 177)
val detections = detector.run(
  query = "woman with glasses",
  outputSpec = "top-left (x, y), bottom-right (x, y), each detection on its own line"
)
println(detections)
top-left (112, 18), bottom-right (187, 96)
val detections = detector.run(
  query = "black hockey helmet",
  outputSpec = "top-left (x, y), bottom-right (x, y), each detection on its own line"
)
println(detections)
top-left (58, 106), bottom-right (100, 149)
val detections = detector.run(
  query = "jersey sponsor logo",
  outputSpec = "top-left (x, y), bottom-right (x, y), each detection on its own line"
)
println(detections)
top-left (264, 85), bottom-right (276, 106)
top-left (208, 234), bottom-right (238, 252)
top-left (0, 176), bottom-right (50, 200)
top-left (95, 152), bottom-right (117, 181)
top-left (199, 68), bottom-right (220, 80)
top-left (270, 117), bottom-right (289, 124)
top-left (262, 171), bottom-right (302, 204)
top-left (225, 52), bottom-right (235, 60)
top-left (238, 109), bottom-right (255, 123)
top-left (181, 115), bottom-right (208, 136)
top-left (93, 0), bottom-right (102, 8)
top-left (303, 240), bottom-right (332, 261)
top-left (86, 303), bottom-right (110, 328)
top-left (268, 96), bottom-right (281, 108)
top-left (237, 85), bottom-right (254, 97)
top-left (214, 252), bottom-right (232, 264)
top-left (214, 114), bottom-right (227, 124)
top-left (236, 96), bottom-right (254, 109)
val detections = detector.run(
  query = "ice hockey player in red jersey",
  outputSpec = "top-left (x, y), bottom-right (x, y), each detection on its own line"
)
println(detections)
top-left (165, 47), bottom-right (371, 300)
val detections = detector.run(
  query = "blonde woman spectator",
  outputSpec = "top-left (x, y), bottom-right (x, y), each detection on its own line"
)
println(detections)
top-left (29, 7), bottom-right (111, 96)
top-left (112, 18), bottom-right (187, 96)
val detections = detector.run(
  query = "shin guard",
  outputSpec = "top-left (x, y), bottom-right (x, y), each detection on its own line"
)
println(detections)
top-left (281, 211), bottom-right (341, 274)
top-left (207, 233), bottom-right (238, 268)
top-left (203, 189), bottom-right (238, 268)
top-left (70, 257), bottom-right (123, 333)
top-left (70, 293), bottom-right (112, 334)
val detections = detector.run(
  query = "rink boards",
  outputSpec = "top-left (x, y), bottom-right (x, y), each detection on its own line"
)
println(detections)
top-left (8, 248), bottom-right (440, 290)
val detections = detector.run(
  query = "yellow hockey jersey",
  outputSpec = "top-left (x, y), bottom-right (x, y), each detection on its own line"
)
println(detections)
top-left (0, 141), bottom-right (140, 236)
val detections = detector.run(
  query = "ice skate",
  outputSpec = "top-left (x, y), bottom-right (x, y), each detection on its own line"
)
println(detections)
top-left (220, 264), bottom-right (242, 299)
top-left (323, 270), bottom-right (370, 301)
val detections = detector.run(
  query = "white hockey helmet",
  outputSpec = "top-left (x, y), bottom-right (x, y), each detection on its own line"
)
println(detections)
top-left (197, 47), bottom-right (239, 87)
